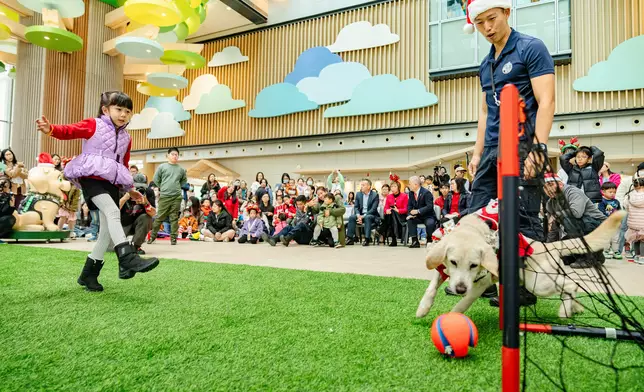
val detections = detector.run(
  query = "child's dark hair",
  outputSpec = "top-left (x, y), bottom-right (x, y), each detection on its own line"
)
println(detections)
top-left (168, 147), bottom-right (179, 155)
top-left (324, 193), bottom-right (336, 202)
top-left (278, 213), bottom-right (286, 221)
top-left (575, 146), bottom-right (592, 157)
top-left (601, 181), bottom-right (617, 191)
top-left (98, 91), bottom-right (133, 117)
top-left (440, 182), bottom-right (450, 189)
top-left (295, 195), bottom-right (307, 204)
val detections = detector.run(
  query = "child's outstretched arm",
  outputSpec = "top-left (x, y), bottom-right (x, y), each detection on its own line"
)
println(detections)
top-left (37, 116), bottom-right (97, 140)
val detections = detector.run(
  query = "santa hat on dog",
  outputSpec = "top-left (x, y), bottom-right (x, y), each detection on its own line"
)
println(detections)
top-left (463, 0), bottom-right (512, 34)
top-left (37, 153), bottom-right (54, 168)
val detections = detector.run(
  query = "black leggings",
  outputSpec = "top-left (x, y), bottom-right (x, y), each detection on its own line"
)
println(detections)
top-left (238, 236), bottom-right (258, 244)
top-left (634, 241), bottom-right (642, 256)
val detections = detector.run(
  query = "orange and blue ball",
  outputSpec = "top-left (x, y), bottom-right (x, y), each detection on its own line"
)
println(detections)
top-left (431, 312), bottom-right (478, 358)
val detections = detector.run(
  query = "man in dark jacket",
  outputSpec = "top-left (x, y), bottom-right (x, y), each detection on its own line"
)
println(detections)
top-left (269, 195), bottom-right (315, 246)
top-left (0, 176), bottom-right (16, 242)
top-left (346, 179), bottom-right (380, 246)
top-left (407, 176), bottom-right (437, 248)
top-left (120, 174), bottom-right (156, 254)
top-left (560, 145), bottom-right (604, 203)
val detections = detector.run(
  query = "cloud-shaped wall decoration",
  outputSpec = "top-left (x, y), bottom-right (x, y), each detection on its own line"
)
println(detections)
top-left (284, 47), bottom-right (342, 85)
top-left (145, 96), bottom-right (191, 122)
top-left (327, 21), bottom-right (399, 53)
top-left (296, 62), bottom-right (372, 105)
top-left (196, 84), bottom-right (246, 114)
top-left (147, 113), bottom-right (185, 139)
top-left (573, 35), bottom-right (644, 92)
top-left (249, 83), bottom-right (318, 118)
top-left (128, 107), bottom-right (159, 130)
top-left (182, 74), bottom-right (219, 110)
top-left (208, 46), bottom-right (249, 67)
top-left (324, 74), bottom-right (438, 118)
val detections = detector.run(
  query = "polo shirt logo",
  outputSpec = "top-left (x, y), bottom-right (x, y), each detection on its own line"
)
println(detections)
top-left (502, 61), bottom-right (513, 74)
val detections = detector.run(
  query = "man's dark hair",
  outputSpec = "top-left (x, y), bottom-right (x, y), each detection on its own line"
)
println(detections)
top-left (168, 147), bottom-right (180, 155)
top-left (130, 165), bottom-right (138, 171)
top-left (601, 181), bottom-right (617, 190)
top-left (362, 178), bottom-right (372, 187)
top-left (295, 195), bottom-right (307, 204)
top-left (381, 184), bottom-right (390, 190)
top-left (440, 182), bottom-right (450, 189)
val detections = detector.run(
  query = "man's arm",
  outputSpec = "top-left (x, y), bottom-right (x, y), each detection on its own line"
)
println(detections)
top-left (531, 74), bottom-right (556, 143)
top-left (469, 93), bottom-right (488, 176)
top-left (590, 146), bottom-right (605, 172)
top-left (567, 188), bottom-right (587, 219)
top-left (119, 193), bottom-right (130, 209)
top-left (153, 165), bottom-right (162, 188)
top-left (367, 193), bottom-right (379, 216)
top-left (418, 190), bottom-right (434, 216)
top-left (560, 152), bottom-right (574, 173)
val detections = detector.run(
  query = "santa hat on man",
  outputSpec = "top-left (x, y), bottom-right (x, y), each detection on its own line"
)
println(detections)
top-left (463, 0), bottom-right (512, 34)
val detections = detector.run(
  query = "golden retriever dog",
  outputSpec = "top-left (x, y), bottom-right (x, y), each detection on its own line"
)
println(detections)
top-left (416, 211), bottom-right (626, 319)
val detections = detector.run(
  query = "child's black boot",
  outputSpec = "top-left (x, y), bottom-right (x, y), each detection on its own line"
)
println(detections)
top-left (115, 242), bottom-right (159, 280)
top-left (78, 256), bottom-right (104, 292)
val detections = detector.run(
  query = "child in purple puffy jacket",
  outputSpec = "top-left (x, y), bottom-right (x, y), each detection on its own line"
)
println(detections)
top-left (36, 91), bottom-right (159, 292)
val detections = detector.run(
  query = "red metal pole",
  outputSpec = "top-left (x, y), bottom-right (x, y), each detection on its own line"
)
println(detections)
top-left (499, 84), bottom-right (521, 392)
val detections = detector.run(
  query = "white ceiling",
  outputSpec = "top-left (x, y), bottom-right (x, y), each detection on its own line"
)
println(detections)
top-left (189, 1), bottom-right (254, 41)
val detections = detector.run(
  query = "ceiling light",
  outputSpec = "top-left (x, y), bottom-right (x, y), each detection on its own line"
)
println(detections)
top-left (160, 93), bottom-right (164, 96)
top-left (191, 62), bottom-right (195, 66)
top-left (226, 6), bottom-right (231, 10)
top-left (146, 49), bottom-right (151, 53)
top-left (44, 36), bottom-right (50, 40)
top-left (161, 13), bottom-right (166, 17)
top-left (173, 84), bottom-right (177, 87)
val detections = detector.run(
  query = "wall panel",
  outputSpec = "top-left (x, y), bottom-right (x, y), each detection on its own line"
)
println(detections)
top-left (41, 0), bottom-right (90, 158)
top-left (125, 0), bottom-right (644, 152)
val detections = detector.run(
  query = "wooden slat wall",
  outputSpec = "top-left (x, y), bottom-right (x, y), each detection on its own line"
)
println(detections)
top-left (125, 0), bottom-right (644, 151)
top-left (41, 0), bottom-right (90, 158)
top-left (83, 0), bottom-right (124, 119)
top-left (11, 13), bottom-right (45, 168)
top-left (126, 0), bottom-right (429, 150)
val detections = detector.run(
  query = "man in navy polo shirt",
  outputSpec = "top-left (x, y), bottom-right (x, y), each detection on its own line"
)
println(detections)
top-left (452, 0), bottom-right (555, 304)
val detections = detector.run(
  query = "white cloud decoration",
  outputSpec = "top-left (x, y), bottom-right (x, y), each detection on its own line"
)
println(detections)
top-left (296, 62), bottom-right (372, 105)
top-left (326, 21), bottom-right (399, 53)
top-left (147, 113), bottom-right (185, 139)
top-left (208, 46), bottom-right (249, 67)
top-left (127, 107), bottom-right (159, 130)
top-left (182, 74), bottom-right (219, 111)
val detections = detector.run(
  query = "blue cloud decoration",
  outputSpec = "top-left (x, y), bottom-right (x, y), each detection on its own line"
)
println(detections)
top-left (248, 83), bottom-right (318, 118)
top-left (284, 46), bottom-right (342, 85)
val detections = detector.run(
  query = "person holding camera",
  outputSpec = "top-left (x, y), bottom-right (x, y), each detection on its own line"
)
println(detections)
top-left (120, 174), bottom-right (156, 254)
top-left (1, 148), bottom-right (28, 208)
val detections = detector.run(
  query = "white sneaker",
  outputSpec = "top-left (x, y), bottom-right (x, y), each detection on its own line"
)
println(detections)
top-left (635, 256), bottom-right (644, 265)
top-left (204, 237), bottom-right (214, 243)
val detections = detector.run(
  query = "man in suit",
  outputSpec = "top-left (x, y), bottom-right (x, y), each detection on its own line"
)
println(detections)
top-left (407, 175), bottom-right (437, 248)
top-left (347, 179), bottom-right (380, 246)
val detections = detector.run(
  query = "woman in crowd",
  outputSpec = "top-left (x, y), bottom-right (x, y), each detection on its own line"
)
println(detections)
top-left (380, 175), bottom-right (408, 247)
top-left (218, 181), bottom-right (240, 226)
top-left (442, 177), bottom-right (471, 221)
top-left (74, 202), bottom-right (93, 238)
top-left (201, 173), bottom-right (221, 200)
top-left (276, 173), bottom-right (291, 192)
top-left (259, 192), bottom-right (275, 234)
top-left (0, 148), bottom-right (27, 208)
top-left (52, 154), bottom-right (63, 171)
top-left (251, 172), bottom-right (265, 194)
top-left (346, 192), bottom-right (355, 206)
top-left (238, 180), bottom-right (249, 202)
top-left (203, 200), bottom-right (236, 242)
top-left (255, 178), bottom-right (273, 205)
top-left (599, 162), bottom-right (621, 189)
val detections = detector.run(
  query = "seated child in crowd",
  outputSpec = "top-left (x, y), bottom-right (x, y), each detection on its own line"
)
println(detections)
top-left (560, 145), bottom-right (604, 204)
top-left (0, 177), bottom-right (16, 243)
top-left (296, 178), bottom-right (308, 196)
top-left (274, 194), bottom-right (296, 224)
top-left (624, 170), bottom-right (644, 264)
top-left (178, 208), bottom-right (199, 238)
top-left (273, 213), bottom-right (288, 235)
top-left (597, 181), bottom-right (622, 259)
top-left (57, 178), bottom-right (81, 238)
top-left (238, 204), bottom-right (265, 244)
top-left (433, 182), bottom-right (450, 213)
top-left (74, 202), bottom-right (93, 238)
top-left (285, 179), bottom-right (297, 197)
top-left (311, 193), bottom-right (343, 248)
top-left (201, 199), bottom-right (212, 217)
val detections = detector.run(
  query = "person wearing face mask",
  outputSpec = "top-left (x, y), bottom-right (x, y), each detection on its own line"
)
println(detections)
top-left (296, 178), bottom-right (308, 196)
top-left (275, 173), bottom-right (291, 192)
top-left (306, 177), bottom-right (315, 187)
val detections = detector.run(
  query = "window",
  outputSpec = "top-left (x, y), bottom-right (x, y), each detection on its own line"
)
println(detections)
top-left (429, 0), bottom-right (571, 73)
top-left (0, 65), bottom-right (14, 149)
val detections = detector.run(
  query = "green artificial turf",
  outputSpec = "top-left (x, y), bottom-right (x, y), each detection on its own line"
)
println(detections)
top-left (0, 246), bottom-right (643, 391)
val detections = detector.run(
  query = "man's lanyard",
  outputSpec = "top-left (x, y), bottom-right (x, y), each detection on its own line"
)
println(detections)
top-left (490, 66), bottom-right (501, 107)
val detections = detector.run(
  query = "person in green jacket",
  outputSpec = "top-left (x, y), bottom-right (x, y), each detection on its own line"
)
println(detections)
top-left (148, 147), bottom-right (187, 245)
top-left (308, 187), bottom-right (347, 247)
top-left (311, 193), bottom-right (343, 248)
top-left (326, 169), bottom-right (345, 197)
